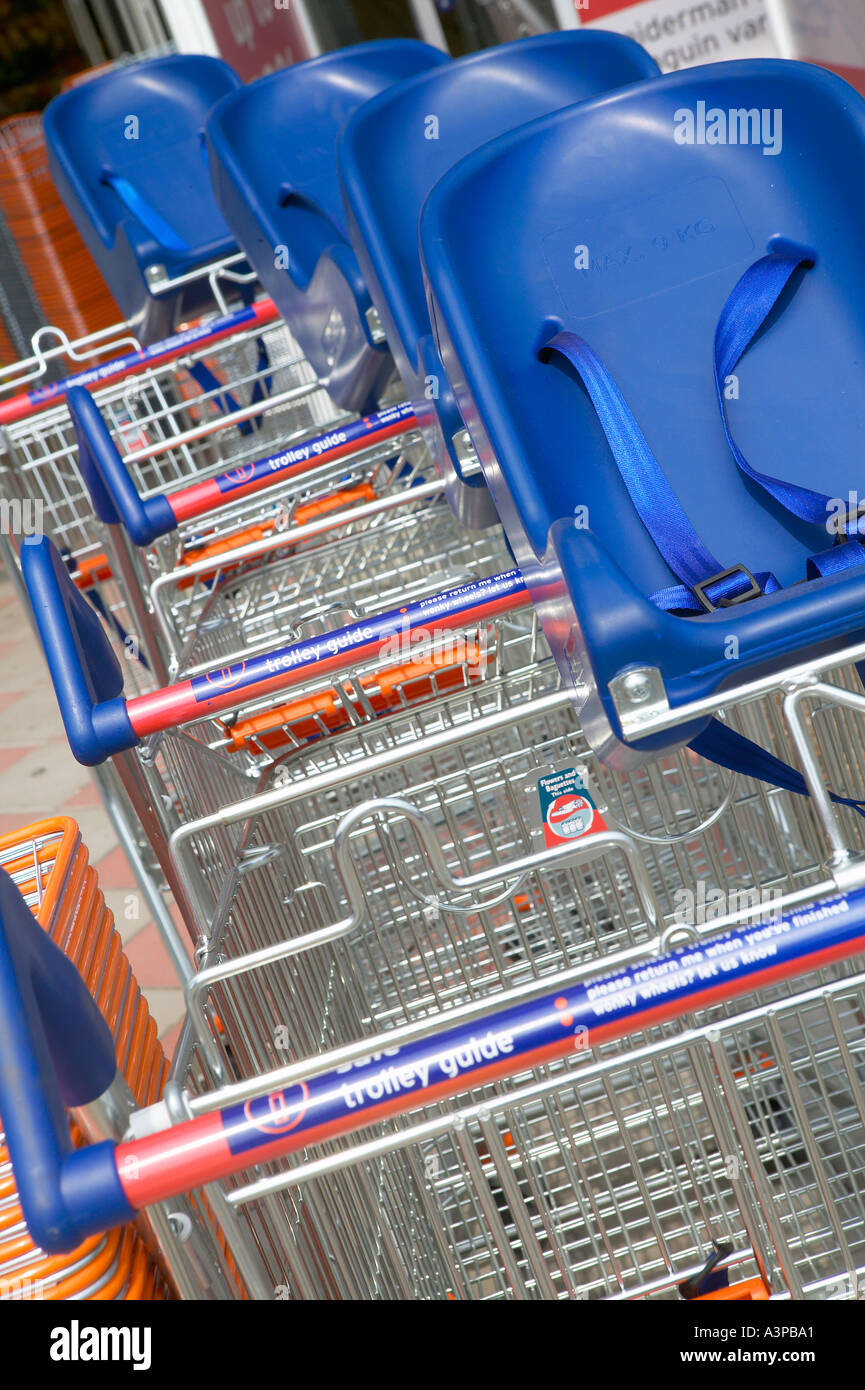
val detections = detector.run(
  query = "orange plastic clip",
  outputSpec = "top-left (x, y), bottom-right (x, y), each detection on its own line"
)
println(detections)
top-left (177, 520), bottom-right (277, 588)
top-left (292, 483), bottom-right (375, 527)
top-left (178, 484), bottom-right (377, 589)
top-left (694, 1277), bottom-right (770, 1301)
top-left (71, 552), bottom-right (112, 591)
top-left (227, 643), bottom-right (483, 751)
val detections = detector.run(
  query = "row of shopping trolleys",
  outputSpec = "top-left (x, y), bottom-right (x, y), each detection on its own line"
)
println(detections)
top-left (0, 253), bottom-right (863, 1302)
top-left (2, 80), bottom-right (865, 1306)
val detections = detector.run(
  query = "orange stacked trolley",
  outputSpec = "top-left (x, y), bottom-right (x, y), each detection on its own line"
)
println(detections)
top-left (0, 817), bottom-right (241, 1301)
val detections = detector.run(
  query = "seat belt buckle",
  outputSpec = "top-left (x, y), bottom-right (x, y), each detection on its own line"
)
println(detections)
top-left (833, 501), bottom-right (865, 544)
top-left (693, 564), bottom-right (761, 613)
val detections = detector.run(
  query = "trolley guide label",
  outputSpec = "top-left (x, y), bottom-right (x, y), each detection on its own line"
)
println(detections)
top-left (114, 886), bottom-right (865, 1209)
top-left (165, 402), bottom-right (420, 526)
top-left (0, 299), bottom-right (280, 426)
top-left (537, 768), bottom-right (606, 847)
top-left (186, 568), bottom-right (526, 697)
top-left (125, 568), bottom-right (531, 737)
top-left (210, 403), bottom-right (417, 498)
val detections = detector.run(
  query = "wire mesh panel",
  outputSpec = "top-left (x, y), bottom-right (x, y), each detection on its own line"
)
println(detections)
top-left (166, 654), bottom-right (865, 990)
top-left (182, 954), bottom-right (865, 1301)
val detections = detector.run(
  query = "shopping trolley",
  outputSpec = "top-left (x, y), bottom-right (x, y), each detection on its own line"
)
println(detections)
top-left (19, 504), bottom-right (865, 1295)
top-left (2, 799), bottom-right (865, 1299)
top-left (22, 529), bottom-right (532, 931)
top-left (0, 815), bottom-right (245, 1301)
top-left (0, 267), bottom-right (344, 673)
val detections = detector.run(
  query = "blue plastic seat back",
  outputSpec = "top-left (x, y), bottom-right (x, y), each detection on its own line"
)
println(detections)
top-left (421, 60), bottom-right (865, 758)
top-left (338, 31), bottom-right (659, 524)
top-left (43, 54), bottom-right (241, 330)
top-left (205, 40), bottom-right (450, 412)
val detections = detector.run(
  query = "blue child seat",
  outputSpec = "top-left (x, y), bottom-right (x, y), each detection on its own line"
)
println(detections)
top-left (420, 61), bottom-right (865, 766)
top-left (338, 31), bottom-right (659, 528)
top-left (205, 40), bottom-right (449, 413)
top-left (43, 54), bottom-right (241, 340)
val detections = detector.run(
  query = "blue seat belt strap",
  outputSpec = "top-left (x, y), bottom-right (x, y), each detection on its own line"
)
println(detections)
top-left (716, 251), bottom-right (865, 692)
top-left (542, 333), bottom-right (865, 819)
top-left (650, 252), bottom-right (865, 609)
top-left (101, 171), bottom-right (190, 254)
top-left (713, 252), bottom-right (850, 529)
top-left (543, 332), bottom-right (780, 608)
top-left (690, 719), bottom-right (865, 818)
top-left (186, 361), bottom-right (253, 437)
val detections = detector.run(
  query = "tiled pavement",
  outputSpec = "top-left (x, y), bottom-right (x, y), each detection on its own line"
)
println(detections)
top-left (0, 560), bottom-right (185, 1057)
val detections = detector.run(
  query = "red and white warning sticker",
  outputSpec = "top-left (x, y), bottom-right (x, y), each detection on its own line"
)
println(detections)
top-left (537, 768), bottom-right (607, 849)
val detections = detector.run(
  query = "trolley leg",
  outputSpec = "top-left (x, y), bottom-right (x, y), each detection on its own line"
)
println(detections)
top-left (98, 756), bottom-right (196, 986)
top-left (102, 523), bottom-right (172, 685)
top-left (708, 1030), bottom-right (806, 1299)
top-left (78, 1072), bottom-right (242, 1299)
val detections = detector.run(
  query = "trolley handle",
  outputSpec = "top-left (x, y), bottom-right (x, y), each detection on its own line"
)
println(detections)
top-left (0, 298), bottom-right (280, 427)
top-left (102, 884), bottom-right (865, 1213)
top-left (0, 867), bottom-right (134, 1251)
top-left (67, 383), bottom-right (419, 546)
top-left (21, 537), bottom-right (137, 765)
top-left (8, 874), bottom-right (865, 1250)
top-left (69, 385), bottom-right (174, 542)
top-left (22, 535), bottom-right (528, 765)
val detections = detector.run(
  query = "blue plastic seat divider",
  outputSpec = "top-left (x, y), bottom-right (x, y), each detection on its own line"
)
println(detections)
top-left (420, 60), bottom-right (865, 765)
top-left (43, 54), bottom-right (242, 340)
top-left (338, 31), bottom-right (659, 528)
top-left (205, 40), bottom-right (450, 413)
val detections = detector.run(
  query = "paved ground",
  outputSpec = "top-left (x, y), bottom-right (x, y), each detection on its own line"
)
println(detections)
top-left (0, 560), bottom-right (184, 1057)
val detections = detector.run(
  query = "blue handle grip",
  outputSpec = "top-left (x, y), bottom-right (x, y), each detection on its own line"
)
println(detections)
top-left (67, 385), bottom-right (177, 546)
top-left (21, 535), bottom-right (137, 765)
top-left (0, 867), bottom-right (134, 1251)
